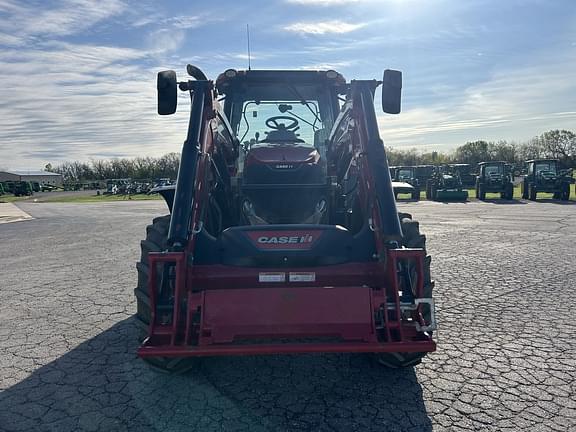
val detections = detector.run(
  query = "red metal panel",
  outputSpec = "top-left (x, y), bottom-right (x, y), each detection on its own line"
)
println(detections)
top-left (188, 262), bottom-right (381, 290)
top-left (140, 248), bottom-right (436, 359)
top-left (199, 287), bottom-right (376, 345)
top-left (138, 340), bottom-right (436, 357)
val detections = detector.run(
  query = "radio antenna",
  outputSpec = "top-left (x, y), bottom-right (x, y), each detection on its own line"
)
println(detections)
top-left (246, 24), bottom-right (252, 70)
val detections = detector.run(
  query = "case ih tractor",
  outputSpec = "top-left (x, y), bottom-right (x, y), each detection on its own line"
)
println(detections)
top-left (425, 165), bottom-right (468, 201)
top-left (391, 166), bottom-right (420, 200)
top-left (521, 159), bottom-right (573, 201)
top-left (135, 65), bottom-right (436, 371)
top-left (476, 161), bottom-right (514, 200)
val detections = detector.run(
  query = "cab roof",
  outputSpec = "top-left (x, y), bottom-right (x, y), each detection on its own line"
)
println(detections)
top-left (215, 69), bottom-right (347, 99)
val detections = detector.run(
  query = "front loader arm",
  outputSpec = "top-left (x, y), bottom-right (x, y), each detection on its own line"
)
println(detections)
top-left (168, 80), bottom-right (215, 249)
top-left (347, 81), bottom-right (403, 242)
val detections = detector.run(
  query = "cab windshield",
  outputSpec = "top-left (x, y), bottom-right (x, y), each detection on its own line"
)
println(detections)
top-left (237, 100), bottom-right (321, 148)
top-left (398, 169), bottom-right (413, 179)
top-left (485, 165), bottom-right (503, 175)
top-left (535, 162), bottom-right (557, 174)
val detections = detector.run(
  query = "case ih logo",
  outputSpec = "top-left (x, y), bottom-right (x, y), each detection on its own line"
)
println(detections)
top-left (246, 231), bottom-right (321, 250)
top-left (258, 234), bottom-right (313, 245)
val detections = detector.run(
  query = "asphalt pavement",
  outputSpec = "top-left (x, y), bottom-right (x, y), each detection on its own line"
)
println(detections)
top-left (0, 199), bottom-right (574, 431)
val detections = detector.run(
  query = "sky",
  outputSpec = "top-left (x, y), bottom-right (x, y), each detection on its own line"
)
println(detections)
top-left (0, 0), bottom-right (575, 170)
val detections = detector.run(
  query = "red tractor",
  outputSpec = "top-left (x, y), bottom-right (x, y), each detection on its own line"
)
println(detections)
top-left (135, 65), bottom-right (436, 371)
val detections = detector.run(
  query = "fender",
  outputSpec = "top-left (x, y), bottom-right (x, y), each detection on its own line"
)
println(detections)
top-left (150, 185), bottom-right (175, 212)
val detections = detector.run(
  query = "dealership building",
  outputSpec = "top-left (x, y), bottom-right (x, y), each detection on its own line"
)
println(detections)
top-left (0, 170), bottom-right (63, 186)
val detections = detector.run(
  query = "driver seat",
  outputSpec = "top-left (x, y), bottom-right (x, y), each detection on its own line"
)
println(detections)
top-left (262, 123), bottom-right (304, 143)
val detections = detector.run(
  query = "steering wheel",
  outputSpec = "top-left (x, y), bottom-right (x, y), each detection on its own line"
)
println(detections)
top-left (265, 116), bottom-right (299, 131)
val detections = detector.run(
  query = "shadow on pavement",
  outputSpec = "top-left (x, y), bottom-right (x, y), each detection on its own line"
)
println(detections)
top-left (0, 318), bottom-right (432, 432)
top-left (530, 199), bottom-right (576, 205)
top-left (480, 199), bottom-right (527, 205)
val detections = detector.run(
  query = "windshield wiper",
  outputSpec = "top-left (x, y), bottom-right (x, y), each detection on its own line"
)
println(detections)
top-left (287, 85), bottom-right (321, 130)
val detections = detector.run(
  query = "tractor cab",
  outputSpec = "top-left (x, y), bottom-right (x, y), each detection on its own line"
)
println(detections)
top-left (426, 165), bottom-right (468, 201)
top-left (478, 161), bottom-right (511, 181)
top-left (215, 70), bottom-right (343, 225)
top-left (448, 163), bottom-right (475, 187)
top-left (476, 161), bottom-right (514, 200)
top-left (390, 166), bottom-right (420, 201)
top-left (522, 159), bottom-right (573, 200)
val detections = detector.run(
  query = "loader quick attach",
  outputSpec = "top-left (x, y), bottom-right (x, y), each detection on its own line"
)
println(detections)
top-left (135, 66), bottom-right (437, 370)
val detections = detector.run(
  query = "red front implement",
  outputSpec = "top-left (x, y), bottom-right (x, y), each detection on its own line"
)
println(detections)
top-left (138, 248), bottom-right (436, 358)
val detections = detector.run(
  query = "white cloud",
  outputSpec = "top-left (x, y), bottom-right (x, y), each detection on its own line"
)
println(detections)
top-left (146, 28), bottom-right (186, 54)
top-left (0, 0), bottom-right (125, 38)
top-left (0, 40), bottom-right (190, 169)
top-left (168, 15), bottom-right (204, 29)
top-left (300, 61), bottom-right (352, 70)
top-left (379, 55), bottom-right (576, 149)
top-left (284, 20), bottom-right (366, 35)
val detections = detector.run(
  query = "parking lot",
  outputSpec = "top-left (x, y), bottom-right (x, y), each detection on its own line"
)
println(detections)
top-left (0, 199), bottom-right (574, 432)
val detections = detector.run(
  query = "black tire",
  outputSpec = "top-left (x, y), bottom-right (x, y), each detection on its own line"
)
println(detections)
top-left (135, 215), bottom-right (170, 328)
top-left (505, 183), bottom-right (514, 200)
top-left (134, 215), bottom-right (197, 373)
top-left (478, 184), bottom-right (486, 201)
top-left (561, 184), bottom-right (570, 201)
top-left (430, 185), bottom-right (437, 201)
top-left (411, 189), bottom-right (420, 201)
top-left (425, 182), bottom-right (432, 200)
top-left (522, 181), bottom-right (528, 199)
top-left (529, 185), bottom-right (537, 201)
top-left (376, 213), bottom-right (434, 368)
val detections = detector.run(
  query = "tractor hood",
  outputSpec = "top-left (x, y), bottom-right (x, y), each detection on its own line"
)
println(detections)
top-left (246, 145), bottom-right (320, 165)
top-left (391, 181), bottom-right (414, 192)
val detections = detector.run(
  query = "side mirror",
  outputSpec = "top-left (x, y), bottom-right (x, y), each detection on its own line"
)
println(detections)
top-left (157, 70), bottom-right (177, 115)
top-left (382, 69), bottom-right (402, 114)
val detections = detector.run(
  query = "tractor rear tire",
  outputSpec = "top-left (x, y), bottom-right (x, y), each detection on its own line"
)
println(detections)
top-left (505, 183), bottom-right (514, 200)
top-left (478, 184), bottom-right (486, 201)
top-left (561, 184), bottom-right (570, 201)
top-left (529, 185), bottom-right (537, 201)
top-left (134, 215), bottom-right (198, 374)
top-left (425, 182), bottom-right (432, 200)
top-left (522, 181), bottom-right (528, 199)
top-left (376, 213), bottom-right (434, 368)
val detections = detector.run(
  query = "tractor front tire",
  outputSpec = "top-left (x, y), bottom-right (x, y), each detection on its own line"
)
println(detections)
top-left (134, 214), bottom-right (197, 374)
top-left (505, 183), bottom-right (514, 200)
top-left (376, 213), bottom-right (434, 369)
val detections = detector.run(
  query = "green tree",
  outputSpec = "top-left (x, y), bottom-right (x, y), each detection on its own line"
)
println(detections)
top-left (539, 129), bottom-right (576, 166)
top-left (453, 140), bottom-right (491, 165)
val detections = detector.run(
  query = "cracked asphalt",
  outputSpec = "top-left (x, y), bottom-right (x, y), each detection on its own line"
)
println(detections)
top-left (0, 199), bottom-right (575, 431)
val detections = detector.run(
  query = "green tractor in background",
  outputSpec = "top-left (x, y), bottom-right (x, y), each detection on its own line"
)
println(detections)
top-left (521, 159), bottom-right (573, 201)
top-left (476, 161), bottom-right (514, 200)
top-left (3, 181), bottom-right (15, 194)
top-left (13, 181), bottom-right (34, 197)
top-left (391, 166), bottom-right (421, 200)
top-left (414, 165), bottom-right (435, 188)
top-left (447, 163), bottom-right (476, 187)
top-left (426, 165), bottom-right (469, 201)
